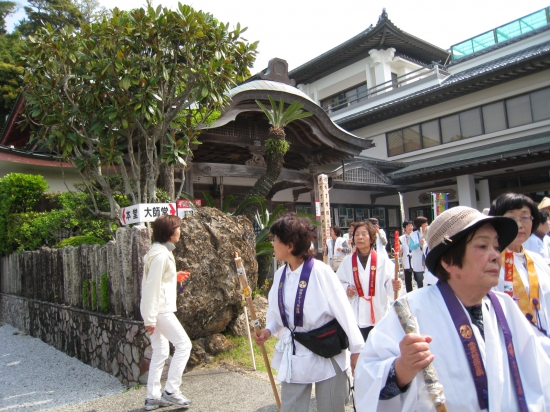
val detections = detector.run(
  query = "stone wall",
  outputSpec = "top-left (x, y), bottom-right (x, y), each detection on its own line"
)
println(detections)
top-left (0, 226), bottom-right (150, 319)
top-left (0, 293), bottom-right (150, 387)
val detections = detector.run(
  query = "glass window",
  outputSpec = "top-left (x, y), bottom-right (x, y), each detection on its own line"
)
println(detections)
top-left (441, 114), bottom-right (462, 143)
top-left (403, 125), bottom-right (421, 152)
top-left (387, 131), bottom-right (404, 156)
top-left (506, 95), bottom-right (532, 127)
top-left (482, 101), bottom-right (507, 133)
top-left (421, 120), bottom-right (440, 148)
top-left (530, 88), bottom-right (550, 122)
top-left (459, 108), bottom-right (483, 138)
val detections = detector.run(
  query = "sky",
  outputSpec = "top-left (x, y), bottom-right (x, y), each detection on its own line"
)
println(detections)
top-left (6, 0), bottom-right (550, 73)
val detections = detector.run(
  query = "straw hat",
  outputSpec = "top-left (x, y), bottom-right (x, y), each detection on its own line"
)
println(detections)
top-left (425, 206), bottom-right (518, 273)
top-left (538, 197), bottom-right (550, 210)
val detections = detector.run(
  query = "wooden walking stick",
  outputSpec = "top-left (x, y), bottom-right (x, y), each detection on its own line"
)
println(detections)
top-left (393, 230), bottom-right (400, 300)
top-left (234, 252), bottom-right (281, 411)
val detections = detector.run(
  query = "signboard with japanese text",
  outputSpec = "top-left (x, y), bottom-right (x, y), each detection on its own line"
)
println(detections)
top-left (120, 203), bottom-right (177, 225)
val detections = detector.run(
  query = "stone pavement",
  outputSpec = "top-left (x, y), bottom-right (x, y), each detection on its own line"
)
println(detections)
top-left (42, 367), bottom-right (355, 412)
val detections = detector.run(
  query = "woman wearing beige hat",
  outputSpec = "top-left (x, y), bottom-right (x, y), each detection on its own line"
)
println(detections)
top-left (489, 193), bottom-right (550, 338)
top-left (354, 206), bottom-right (550, 411)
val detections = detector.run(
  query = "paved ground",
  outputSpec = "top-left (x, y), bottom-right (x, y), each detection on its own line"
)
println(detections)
top-left (1, 322), bottom-right (355, 412)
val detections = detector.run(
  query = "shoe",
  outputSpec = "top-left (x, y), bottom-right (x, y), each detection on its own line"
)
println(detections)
top-left (161, 391), bottom-right (192, 407)
top-left (144, 397), bottom-right (171, 410)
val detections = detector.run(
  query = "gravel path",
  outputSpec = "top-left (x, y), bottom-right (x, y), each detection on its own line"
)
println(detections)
top-left (0, 323), bottom-right (126, 412)
top-left (0, 322), bottom-right (355, 412)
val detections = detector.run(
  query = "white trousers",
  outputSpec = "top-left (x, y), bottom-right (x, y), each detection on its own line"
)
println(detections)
top-left (147, 312), bottom-right (192, 399)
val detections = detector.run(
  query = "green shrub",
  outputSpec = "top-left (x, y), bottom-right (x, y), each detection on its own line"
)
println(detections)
top-left (7, 209), bottom-right (79, 251)
top-left (0, 173), bottom-right (48, 255)
top-left (55, 235), bottom-right (107, 248)
top-left (91, 280), bottom-right (98, 311)
top-left (100, 274), bottom-right (109, 313)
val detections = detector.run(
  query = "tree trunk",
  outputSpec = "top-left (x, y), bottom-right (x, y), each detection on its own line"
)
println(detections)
top-left (158, 163), bottom-right (175, 200)
top-left (241, 150), bottom-right (284, 222)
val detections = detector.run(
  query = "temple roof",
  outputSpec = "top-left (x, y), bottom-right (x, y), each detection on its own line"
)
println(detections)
top-left (288, 9), bottom-right (449, 85)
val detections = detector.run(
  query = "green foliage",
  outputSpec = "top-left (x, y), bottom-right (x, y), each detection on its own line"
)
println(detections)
top-left (54, 235), bottom-right (106, 248)
top-left (22, 4), bottom-right (258, 217)
top-left (0, 0), bottom-right (16, 35)
top-left (100, 273), bottom-right (109, 313)
top-left (265, 138), bottom-right (290, 158)
top-left (17, 0), bottom-right (83, 36)
top-left (0, 173), bottom-right (48, 255)
top-left (255, 96), bottom-right (313, 130)
top-left (0, 63), bottom-right (23, 117)
top-left (82, 280), bottom-right (89, 309)
top-left (91, 279), bottom-right (97, 311)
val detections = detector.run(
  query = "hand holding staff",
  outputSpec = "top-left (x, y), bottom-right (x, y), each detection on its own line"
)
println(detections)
top-left (234, 252), bottom-right (281, 411)
top-left (394, 298), bottom-right (447, 412)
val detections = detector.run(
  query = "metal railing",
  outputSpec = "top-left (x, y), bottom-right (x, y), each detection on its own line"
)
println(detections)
top-left (322, 63), bottom-right (448, 114)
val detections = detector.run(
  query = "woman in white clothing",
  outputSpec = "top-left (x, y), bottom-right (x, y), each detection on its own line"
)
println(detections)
top-left (337, 221), bottom-right (401, 341)
top-left (489, 193), bottom-right (550, 337)
top-left (140, 215), bottom-right (192, 411)
top-left (325, 225), bottom-right (349, 272)
top-left (354, 206), bottom-right (550, 411)
top-left (254, 214), bottom-right (364, 412)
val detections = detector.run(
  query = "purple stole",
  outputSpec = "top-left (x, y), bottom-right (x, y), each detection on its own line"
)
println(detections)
top-left (437, 281), bottom-right (528, 412)
top-left (278, 257), bottom-right (314, 329)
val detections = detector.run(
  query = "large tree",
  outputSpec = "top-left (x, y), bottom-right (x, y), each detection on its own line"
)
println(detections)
top-left (16, 0), bottom-right (83, 36)
top-left (0, 0), bottom-right (16, 35)
top-left (21, 4), bottom-right (257, 219)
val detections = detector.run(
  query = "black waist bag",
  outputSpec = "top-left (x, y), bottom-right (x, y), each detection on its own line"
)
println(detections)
top-left (292, 318), bottom-right (349, 358)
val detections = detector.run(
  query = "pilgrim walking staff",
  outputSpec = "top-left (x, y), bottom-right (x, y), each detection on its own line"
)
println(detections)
top-left (393, 231), bottom-right (400, 300)
top-left (394, 298), bottom-right (447, 412)
top-left (234, 252), bottom-right (281, 411)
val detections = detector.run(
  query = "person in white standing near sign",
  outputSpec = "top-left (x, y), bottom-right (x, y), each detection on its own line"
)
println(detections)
top-left (337, 221), bottom-right (401, 341)
top-left (141, 215), bottom-right (192, 411)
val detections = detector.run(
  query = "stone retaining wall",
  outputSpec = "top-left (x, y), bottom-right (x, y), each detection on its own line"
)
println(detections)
top-left (0, 293), bottom-right (151, 387)
top-left (0, 226), bottom-right (151, 320)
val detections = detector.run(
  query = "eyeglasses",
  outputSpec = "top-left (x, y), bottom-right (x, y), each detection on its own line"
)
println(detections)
top-left (504, 215), bottom-right (534, 224)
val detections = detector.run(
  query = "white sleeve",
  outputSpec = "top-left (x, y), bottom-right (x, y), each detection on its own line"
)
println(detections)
top-left (265, 268), bottom-right (285, 338)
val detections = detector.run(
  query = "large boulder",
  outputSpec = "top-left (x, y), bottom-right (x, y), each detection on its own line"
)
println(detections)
top-left (173, 207), bottom-right (257, 340)
top-left (227, 295), bottom-right (269, 337)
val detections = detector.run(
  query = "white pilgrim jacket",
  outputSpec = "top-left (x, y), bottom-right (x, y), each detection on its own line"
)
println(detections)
top-left (399, 233), bottom-right (423, 272)
top-left (336, 252), bottom-right (395, 328)
top-left (495, 248), bottom-right (550, 338)
top-left (265, 258), bottom-right (364, 384)
top-left (354, 285), bottom-right (550, 412)
top-left (140, 242), bottom-right (178, 326)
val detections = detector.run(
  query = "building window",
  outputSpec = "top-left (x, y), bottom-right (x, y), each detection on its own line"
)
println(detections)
top-left (459, 108), bottom-right (483, 138)
top-left (321, 83), bottom-right (368, 112)
top-left (385, 86), bottom-right (550, 157)
top-left (391, 73), bottom-right (398, 89)
top-left (420, 120), bottom-right (440, 148)
top-left (387, 130), bottom-right (405, 156)
top-left (506, 95), bottom-right (532, 127)
top-left (530, 88), bottom-right (550, 122)
top-left (482, 101), bottom-right (507, 134)
top-left (441, 114), bottom-right (462, 143)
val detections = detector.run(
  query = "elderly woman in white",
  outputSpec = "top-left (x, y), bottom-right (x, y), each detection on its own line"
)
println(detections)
top-left (354, 206), bottom-right (550, 411)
